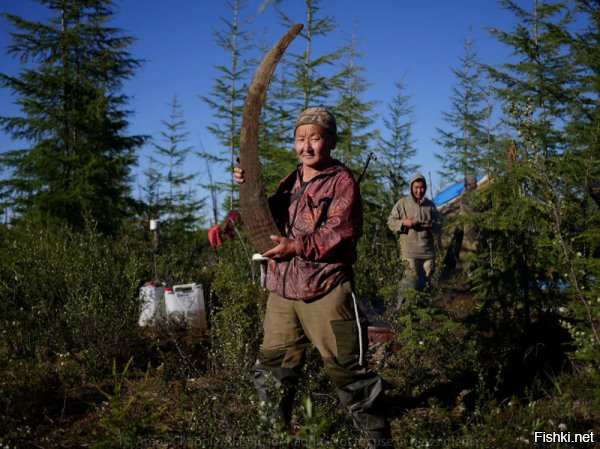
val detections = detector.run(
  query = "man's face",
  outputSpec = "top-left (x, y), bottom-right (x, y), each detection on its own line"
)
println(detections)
top-left (465, 182), bottom-right (477, 192)
top-left (411, 180), bottom-right (426, 200)
top-left (294, 124), bottom-right (334, 170)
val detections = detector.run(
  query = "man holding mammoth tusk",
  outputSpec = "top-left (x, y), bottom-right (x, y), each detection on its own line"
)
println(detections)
top-left (234, 107), bottom-right (394, 449)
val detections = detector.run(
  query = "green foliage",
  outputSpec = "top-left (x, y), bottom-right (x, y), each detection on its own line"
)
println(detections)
top-left (153, 227), bottom-right (215, 287)
top-left (374, 78), bottom-right (419, 203)
top-left (487, 0), bottom-right (574, 158)
top-left (332, 30), bottom-right (378, 171)
top-left (386, 367), bottom-right (598, 448)
top-left (200, 0), bottom-right (254, 212)
top-left (279, 0), bottom-right (340, 110)
top-left (145, 96), bottom-right (204, 235)
top-left (0, 221), bottom-right (146, 371)
top-left (389, 299), bottom-right (477, 398)
top-left (435, 31), bottom-right (496, 181)
top-left (208, 260), bottom-right (265, 376)
top-left (0, 2), bottom-right (599, 447)
top-left (457, 371), bottom-right (598, 449)
top-left (465, 96), bottom-right (599, 386)
top-left (354, 233), bottom-right (402, 311)
top-left (92, 358), bottom-right (166, 449)
top-left (0, 0), bottom-right (144, 234)
top-left (473, 1), bottom-right (599, 386)
top-left (297, 395), bottom-right (333, 449)
top-left (0, 220), bottom-right (148, 447)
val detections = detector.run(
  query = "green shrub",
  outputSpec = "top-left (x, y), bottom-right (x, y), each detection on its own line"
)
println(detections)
top-left (0, 222), bottom-right (146, 371)
top-left (92, 358), bottom-right (167, 449)
top-left (208, 260), bottom-right (265, 376)
top-left (0, 221), bottom-right (148, 445)
top-left (354, 234), bottom-right (403, 311)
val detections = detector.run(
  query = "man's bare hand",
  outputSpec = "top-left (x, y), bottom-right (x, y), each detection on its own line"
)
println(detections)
top-left (233, 166), bottom-right (244, 184)
top-left (262, 235), bottom-right (297, 260)
top-left (402, 218), bottom-right (416, 228)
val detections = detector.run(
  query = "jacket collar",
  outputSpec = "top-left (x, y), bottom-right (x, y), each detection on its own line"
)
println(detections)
top-left (296, 158), bottom-right (345, 181)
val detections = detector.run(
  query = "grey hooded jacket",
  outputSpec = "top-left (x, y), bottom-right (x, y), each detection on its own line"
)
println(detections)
top-left (387, 173), bottom-right (442, 259)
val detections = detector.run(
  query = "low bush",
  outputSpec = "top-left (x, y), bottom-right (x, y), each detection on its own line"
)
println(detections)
top-left (0, 222), bottom-right (147, 445)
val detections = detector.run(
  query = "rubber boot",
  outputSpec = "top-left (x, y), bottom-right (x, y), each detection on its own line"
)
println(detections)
top-left (252, 362), bottom-right (299, 429)
top-left (336, 375), bottom-right (394, 449)
top-left (365, 426), bottom-right (394, 449)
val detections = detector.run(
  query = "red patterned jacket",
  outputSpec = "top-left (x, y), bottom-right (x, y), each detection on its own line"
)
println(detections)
top-left (265, 160), bottom-right (363, 300)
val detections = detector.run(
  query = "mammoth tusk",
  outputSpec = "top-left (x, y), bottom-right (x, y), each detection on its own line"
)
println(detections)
top-left (238, 23), bottom-right (303, 254)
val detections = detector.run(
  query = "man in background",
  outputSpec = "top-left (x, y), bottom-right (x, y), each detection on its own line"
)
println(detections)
top-left (387, 173), bottom-right (442, 307)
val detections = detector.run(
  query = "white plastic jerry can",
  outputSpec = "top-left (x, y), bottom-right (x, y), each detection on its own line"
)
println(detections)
top-left (164, 283), bottom-right (207, 330)
top-left (138, 281), bottom-right (166, 326)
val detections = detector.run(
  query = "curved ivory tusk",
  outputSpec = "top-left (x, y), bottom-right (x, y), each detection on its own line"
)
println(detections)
top-left (238, 24), bottom-right (303, 254)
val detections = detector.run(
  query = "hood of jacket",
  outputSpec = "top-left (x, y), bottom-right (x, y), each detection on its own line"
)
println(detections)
top-left (409, 172), bottom-right (427, 198)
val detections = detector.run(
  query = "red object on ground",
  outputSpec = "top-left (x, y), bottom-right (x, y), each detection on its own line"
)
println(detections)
top-left (367, 324), bottom-right (395, 345)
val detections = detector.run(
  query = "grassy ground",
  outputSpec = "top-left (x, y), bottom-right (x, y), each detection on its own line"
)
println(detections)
top-left (1, 273), bottom-right (598, 449)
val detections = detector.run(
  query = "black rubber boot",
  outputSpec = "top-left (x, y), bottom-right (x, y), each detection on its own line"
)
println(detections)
top-left (252, 362), bottom-right (300, 428)
top-left (336, 375), bottom-right (394, 449)
top-left (365, 426), bottom-right (394, 449)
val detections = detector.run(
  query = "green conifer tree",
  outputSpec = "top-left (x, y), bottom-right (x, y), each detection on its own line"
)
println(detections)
top-left (557, 0), bottom-right (600, 357)
top-left (567, 0), bottom-right (600, 177)
top-left (141, 154), bottom-right (162, 222)
top-left (152, 96), bottom-right (203, 234)
top-left (201, 0), bottom-right (253, 213)
top-left (435, 31), bottom-right (493, 182)
top-left (279, 0), bottom-right (339, 110)
top-left (330, 27), bottom-right (382, 251)
top-left (333, 28), bottom-right (378, 171)
top-left (375, 78), bottom-right (420, 206)
top-left (472, 0), bottom-right (584, 341)
top-left (353, 78), bottom-right (418, 298)
top-left (486, 0), bottom-right (574, 160)
top-left (0, 0), bottom-right (144, 234)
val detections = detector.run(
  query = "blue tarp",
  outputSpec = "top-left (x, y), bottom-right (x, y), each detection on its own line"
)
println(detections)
top-left (433, 176), bottom-right (482, 207)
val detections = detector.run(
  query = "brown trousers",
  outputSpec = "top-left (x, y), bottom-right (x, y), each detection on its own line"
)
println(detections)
top-left (402, 257), bottom-right (435, 291)
top-left (258, 280), bottom-right (369, 387)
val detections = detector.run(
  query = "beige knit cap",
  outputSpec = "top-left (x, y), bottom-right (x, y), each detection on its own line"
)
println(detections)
top-left (294, 107), bottom-right (337, 137)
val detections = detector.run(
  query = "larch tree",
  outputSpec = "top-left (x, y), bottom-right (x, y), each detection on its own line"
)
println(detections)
top-left (279, 0), bottom-right (339, 110)
top-left (151, 96), bottom-right (203, 234)
top-left (0, 0), bottom-right (144, 234)
top-left (558, 0), bottom-right (600, 358)
top-left (333, 27), bottom-right (378, 171)
top-left (375, 78), bottom-right (420, 206)
top-left (567, 0), bottom-right (600, 180)
top-left (201, 0), bottom-right (253, 214)
top-left (332, 28), bottom-right (384, 257)
top-left (486, 0), bottom-right (574, 161)
top-left (472, 0), bottom-right (585, 339)
top-left (354, 77), bottom-right (417, 278)
top-left (435, 31), bottom-right (493, 182)
top-left (140, 153), bottom-right (162, 224)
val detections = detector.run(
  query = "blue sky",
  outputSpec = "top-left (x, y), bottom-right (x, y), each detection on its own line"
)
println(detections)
top-left (0, 0), bottom-right (518, 221)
